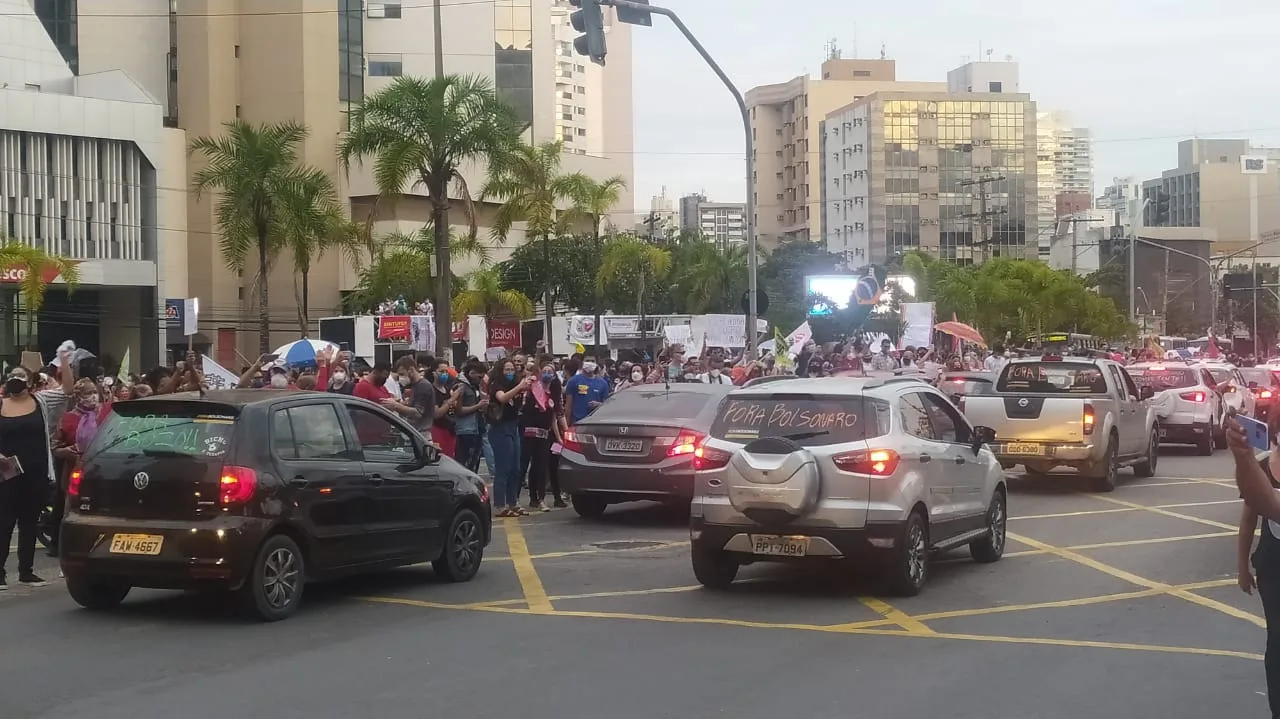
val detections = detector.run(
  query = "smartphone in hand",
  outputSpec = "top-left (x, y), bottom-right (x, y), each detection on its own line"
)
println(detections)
top-left (1237, 414), bottom-right (1271, 452)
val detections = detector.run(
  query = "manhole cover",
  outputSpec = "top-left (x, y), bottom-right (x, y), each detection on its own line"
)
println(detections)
top-left (591, 540), bottom-right (664, 551)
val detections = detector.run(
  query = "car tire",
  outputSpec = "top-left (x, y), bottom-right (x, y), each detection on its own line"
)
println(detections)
top-left (433, 508), bottom-right (484, 583)
top-left (238, 534), bottom-right (305, 622)
top-left (885, 510), bottom-right (929, 597)
top-left (691, 540), bottom-right (738, 590)
top-left (1133, 430), bottom-right (1158, 478)
top-left (65, 575), bottom-right (130, 610)
top-left (969, 489), bottom-right (1007, 564)
top-left (1089, 436), bottom-right (1119, 493)
top-left (1214, 420), bottom-right (1229, 450)
top-left (571, 494), bottom-right (607, 518)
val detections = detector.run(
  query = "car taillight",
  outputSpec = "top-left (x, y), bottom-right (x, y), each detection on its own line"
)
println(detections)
top-left (693, 444), bottom-right (732, 471)
top-left (1262, 390), bottom-right (1274, 399)
top-left (219, 465), bottom-right (258, 505)
top-left (1082, 403), bottom-right (1096, 435)
top-left (833, 449), bottom-right (901, 476)
top-left (562, 429), bottom-right (594, 453)
top-left (1180, 391), bottom-right (1207, 403)
top-left (67, 465), bottom-right (83, 497)
top-left (667, 430), bottom-right (704, 457)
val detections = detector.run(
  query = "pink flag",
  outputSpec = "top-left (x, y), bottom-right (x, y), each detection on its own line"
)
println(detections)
top-left (530, 378), bottom-right (551, 410)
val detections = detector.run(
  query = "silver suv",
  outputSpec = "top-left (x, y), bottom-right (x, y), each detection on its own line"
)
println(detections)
top-left (689, 377), bottom-right (1006, 596)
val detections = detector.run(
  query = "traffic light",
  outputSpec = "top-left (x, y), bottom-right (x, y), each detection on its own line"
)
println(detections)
top-left (613, 0), bottom-right (653, 26)
top-left (1224, 272), bottom-right (1252, 300)
top-left (569, 0), bottom-right (607, 66)
top-left (1153, 189), bottom-right (1171, 225)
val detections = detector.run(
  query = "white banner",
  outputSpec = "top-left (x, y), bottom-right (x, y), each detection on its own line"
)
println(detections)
top-left (703, 314), bottom-right (768, 348)
top-left (900, 302), bottom-right (936, 349)
top-left (201, 355), bottom-right (238, 390)
top-left (785, 321), bottom-right (813, 357)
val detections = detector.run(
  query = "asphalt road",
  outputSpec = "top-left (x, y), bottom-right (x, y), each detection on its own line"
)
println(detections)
top-left (0, 447), bottom-right (1270, 719)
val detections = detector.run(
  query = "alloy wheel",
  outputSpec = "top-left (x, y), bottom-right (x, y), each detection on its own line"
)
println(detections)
top-left (907, 522), bottom-right (927, 584)
top-left (262, 548), bottom-right (299, 610)
top-left (989, 496), bottom-right (1006, 554)
top-left (452, 519), bottom-right (481, 572)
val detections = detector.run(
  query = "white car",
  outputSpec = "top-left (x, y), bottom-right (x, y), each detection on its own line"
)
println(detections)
top-left (1191, 362), bottom-right (1256, 420)
top-left (1127, 362), bottom-right (1225, 455)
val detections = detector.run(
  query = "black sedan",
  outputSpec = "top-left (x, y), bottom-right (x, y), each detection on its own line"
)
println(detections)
top-left (60, 390), bottom-right (491, 621)
top-left (559, 383), bottom-right (736, 518)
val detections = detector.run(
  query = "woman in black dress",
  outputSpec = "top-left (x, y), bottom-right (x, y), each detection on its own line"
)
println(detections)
top-left (0, 352), bottom-right (73, 589)
top-left (519, 360), bottom-right (563, 512)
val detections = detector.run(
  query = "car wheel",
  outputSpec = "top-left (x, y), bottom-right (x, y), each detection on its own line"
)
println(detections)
top-left (1090, 436), bottom-right (1118, 493)
top-left (691, 540), bottom-right (738, 589)
top-left (571, 494), bottom-right (608, 518)
top-left (65, 575), bottom-right (130, 610)
top-left (969, 489), bottom-right (1007, 563)
top-left (238, 534), bottom-right (305, 622)
top-left (1133, 430), bottom-right (1158, 478)
top-left (1213, 420), bottom-right (1229, 450)
top-left (885, 510), bottom-right (929, 597)
top-left (433, 508), bottom-right (484, 583)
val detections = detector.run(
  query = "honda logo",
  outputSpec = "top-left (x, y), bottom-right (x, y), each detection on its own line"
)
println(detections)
top-left (133, 472), bottom-right (150, 490)
top-left (619, 427), bottom-right (629, 434)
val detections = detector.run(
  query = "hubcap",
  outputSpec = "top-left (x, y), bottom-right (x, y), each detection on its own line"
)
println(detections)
top-left (262, 548), bottom-right (299, 610)
top-left (989, 497), bottom-right (1006, 553)
top-left (452, 519), bottom-right (481, 572)
top-left (907, 522), bottom-right (926, 584)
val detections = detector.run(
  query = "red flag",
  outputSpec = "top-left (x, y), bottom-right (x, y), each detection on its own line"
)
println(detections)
top-left (1207, 335), bottom-right (1220, 359)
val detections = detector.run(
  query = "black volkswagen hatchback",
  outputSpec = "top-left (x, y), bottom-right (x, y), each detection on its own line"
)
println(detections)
top-left (60, 389), bottom-right (492, 621)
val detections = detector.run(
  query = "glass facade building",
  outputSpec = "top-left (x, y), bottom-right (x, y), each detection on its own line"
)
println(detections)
top-left (338, 0), bottom-right (364, 106)
top-left (495, 0), bottom-right (534, 129)
top-left (33, 0), bottom-right (78, 74)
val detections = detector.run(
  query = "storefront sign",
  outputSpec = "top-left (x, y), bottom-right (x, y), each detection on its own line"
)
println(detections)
top-left (487, 321), bottom-right (520, 350)
top-left (0, 263), bottom-right (70, 284)
top-left (164, 299), bottom-right (184, 329)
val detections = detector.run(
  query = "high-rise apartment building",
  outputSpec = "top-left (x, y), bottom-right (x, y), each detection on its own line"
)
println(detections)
top-left (822, 92), bottom-right (1038, 265)
top-left (1034, 110), bottom-right (1094, 256)
top-left (747, 57), bottom-right (946, 249)
top-left (1141, 139), bottom-right (1280, 256)
top-left (2, 0), bottom-right (188, 366)
top-left (679, 193), bottom-right (746, 248)
top-left (72, 0), bottom-right (634, 361)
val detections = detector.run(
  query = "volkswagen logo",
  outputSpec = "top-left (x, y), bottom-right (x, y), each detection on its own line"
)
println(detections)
top-left (133, 472), bottom-right (150, 490)
top-left (1018, 398), bottom-right (1030, 408)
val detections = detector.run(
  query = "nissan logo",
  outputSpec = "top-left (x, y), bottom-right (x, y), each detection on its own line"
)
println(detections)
top-left (1018, 398), bottom-right (1030, 408)
top-left (133, 472), bottom-right (150, 490)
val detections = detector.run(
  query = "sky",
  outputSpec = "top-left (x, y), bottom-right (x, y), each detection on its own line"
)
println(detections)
top-left (628, 0), bottom-right (1280, 212)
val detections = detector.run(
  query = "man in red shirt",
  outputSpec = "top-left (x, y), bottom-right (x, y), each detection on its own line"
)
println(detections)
top-left (353, 361), bottom-right (394, 403)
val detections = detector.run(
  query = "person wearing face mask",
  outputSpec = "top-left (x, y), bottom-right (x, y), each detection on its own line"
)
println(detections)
top-left (354, 360), bottom-right (395, 404)
top-left (617, 364), bottom-right (645, 390)
top-left (388, 354), bottom-right (438, 440)
top-left (429, 360), bottom-right (462, 458)
top-left (0, 352), bottom-right (73, 589)
top-left (50, 379), bottom-right (109, 557)
top-left (489, 359), bottom-right (532, 517)
top-left (313, 347), bottom-right (356, 395)
top-left (518, 362), bottom-right (564, 511)
top-left (565, 357), bottom-right (610, 425)
top-left (699, 360), bottom-right (729, 385)
top-left (453, 360), bottom-right (489, 472)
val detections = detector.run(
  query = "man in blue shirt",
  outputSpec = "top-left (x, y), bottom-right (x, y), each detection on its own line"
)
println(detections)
top-left (565, 357), bottom-right (610, 425)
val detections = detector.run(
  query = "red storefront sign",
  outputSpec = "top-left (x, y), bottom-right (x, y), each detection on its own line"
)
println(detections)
top-left (0, 261), bottom-right (77, 284)
top-left (377, 315), bottom-right (411, 340)
top-left (451, 320), bottom-right (468, 342)
top-left (487, 321), bottom-right (520, 349)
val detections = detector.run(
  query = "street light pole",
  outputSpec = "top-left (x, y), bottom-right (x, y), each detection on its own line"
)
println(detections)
top-left (603, 0), bottom-right (758, 354)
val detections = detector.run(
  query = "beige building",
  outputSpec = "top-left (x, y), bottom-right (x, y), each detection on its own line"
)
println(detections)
top-left (823, 92), bottom-right (1039, 265)
top-left (746, 57), bottom-right (946, 249)
top-left (73, 0), bottom-right (634, 364)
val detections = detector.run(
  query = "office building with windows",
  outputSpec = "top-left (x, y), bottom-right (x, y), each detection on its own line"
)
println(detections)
top-left (679, 193), bottom-right (747, 248)
top-left (2, 0), bottom-right (188, 367)
top-left (70, 0), bottom-right (633, 362)
top-left (822, 92), bottom-right (1038, 265)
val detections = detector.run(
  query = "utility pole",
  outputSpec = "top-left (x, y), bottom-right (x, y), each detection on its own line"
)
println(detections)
top-left (959, 175), bottom-right (1006, 264)
top-left (1059, 215), bottom-right (1102, 275)
top-left (432, 0), bottom-right (445, 77)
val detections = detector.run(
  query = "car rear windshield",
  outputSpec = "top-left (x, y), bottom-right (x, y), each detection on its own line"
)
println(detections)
top-left (1129, 367), bottom-right (1197, 390)
top-left (708, 394), bottom-right (890, 446)
top-left (996, 362), bottom-right (1108, 394)
top-left (1240, 368), bottom-right (1272, 385)
top-left (593, 388), bottom-right (718, 422)
top-left (1205, 368), bottom-right (1233, 385)
top-left (941, 377), bottom-right (993, 395)
top-left (86, 403), bottom-right (238, 460)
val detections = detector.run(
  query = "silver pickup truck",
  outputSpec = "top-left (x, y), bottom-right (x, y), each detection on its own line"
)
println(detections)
top-left (961, 357), bottom-right (1159, 492)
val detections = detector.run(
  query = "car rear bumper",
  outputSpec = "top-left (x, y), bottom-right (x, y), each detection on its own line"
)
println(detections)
top-left (1156, 420), bottom-right (1211, 444)
top-left (690, 517), bottom-right (903, 561)
top-left (559, 456), bottom-right (695, 501)
top-left (59, 514), bottom-right (272, 591)
top-left (992, 442), bottom-right (1097, 463)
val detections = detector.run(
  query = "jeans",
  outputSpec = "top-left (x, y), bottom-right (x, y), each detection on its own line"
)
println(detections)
top-left (1257, 556), bottom-right (1280, 718)
top-left (489, 421), bottom-right (522, 508)
top-left (482, 433), bottom-right (496, 478)
top-left (0, 475), bottom-right (43, 577)
top-left (456, 433), bottom-right (483, 473)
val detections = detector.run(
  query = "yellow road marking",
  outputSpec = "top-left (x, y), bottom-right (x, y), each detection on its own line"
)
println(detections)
top-left (857, 597), bottom-right (934, 634)
top-left (1089, 494), bottom-right (1237, 531)
top-left (1010, 532), bottom-right (1263, 628)
top-left (502, 517), bottom-right (553, 613)
top-left (466, 584), bottom-right (704, 608)
top-left (357, 595), bottom-right (1261, 661)
top-left (1068, 531), bottom-right (1233, 550)
top-left (487, 541), bottom-right (692, 564)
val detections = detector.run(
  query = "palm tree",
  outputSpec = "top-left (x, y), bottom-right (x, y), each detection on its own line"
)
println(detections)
top-left (598, 238), bottom-right (671, 342)
top-left (0, 239), bottom-right (81, 349)
top-left (452, 267), bottom-right (535, 324)
top-left (189, 120), bottom-right (317, 353)
top-left (338, 74), bottom-right (521, 356)
top-left (276, 170), bottom-right (364, 335)
top-left (346, 227), bottom-right (492, 315)
top-left (676, 243), bottom-right (748, 313)
top-left (566, 173), bottom-right (626, 353)
top-left (481, 140), bottom-right (583, 354)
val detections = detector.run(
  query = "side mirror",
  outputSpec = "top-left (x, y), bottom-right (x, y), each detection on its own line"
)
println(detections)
top-left (971, 425), bottom-right (997, 455)
top-left (422, 442), bottom-right (441, 466)
top-left (1139, 385), bottom-right (1155, 400)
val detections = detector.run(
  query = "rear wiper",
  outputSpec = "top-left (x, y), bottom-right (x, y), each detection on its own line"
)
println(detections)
top-left (781, 430), bottom-right (829, 441)
top-left (129, 449), bottom-right (193, 459)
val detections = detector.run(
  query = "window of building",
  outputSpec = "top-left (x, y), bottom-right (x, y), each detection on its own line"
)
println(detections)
top-left (367, 54), bottom-right (404, 77)
top-left (367, 2), bottom-right (402, 17)
top-left (988, 81), bottom-right (1002, 92)
top-left (338, 0), bottom-right (365, 104)
top-left (495, 0), bottom-right (534, 129)
top-left (33, 0), bottom-right (79, 73)
top-left (853, 70), bottom-right (871, 77)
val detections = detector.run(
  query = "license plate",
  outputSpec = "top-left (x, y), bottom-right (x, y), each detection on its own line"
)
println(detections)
top-left (749, 535), bottom-right (809, 557)
top-left (108, 534), bottom-right (164, 556)
top-left (1005, 443), bottom-right (1045, 456)
top-left (603, 438), bottom-right (645, 453)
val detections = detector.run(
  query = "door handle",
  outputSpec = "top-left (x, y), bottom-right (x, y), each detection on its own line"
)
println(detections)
top-left (954, 456), bottom-right (966, 465)
top-left (287, 476), bottom-right (310, 488)
top-left (368, 473), bottom-right (384, 484)
top-left (919, 454), bottom-right (932, 464)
